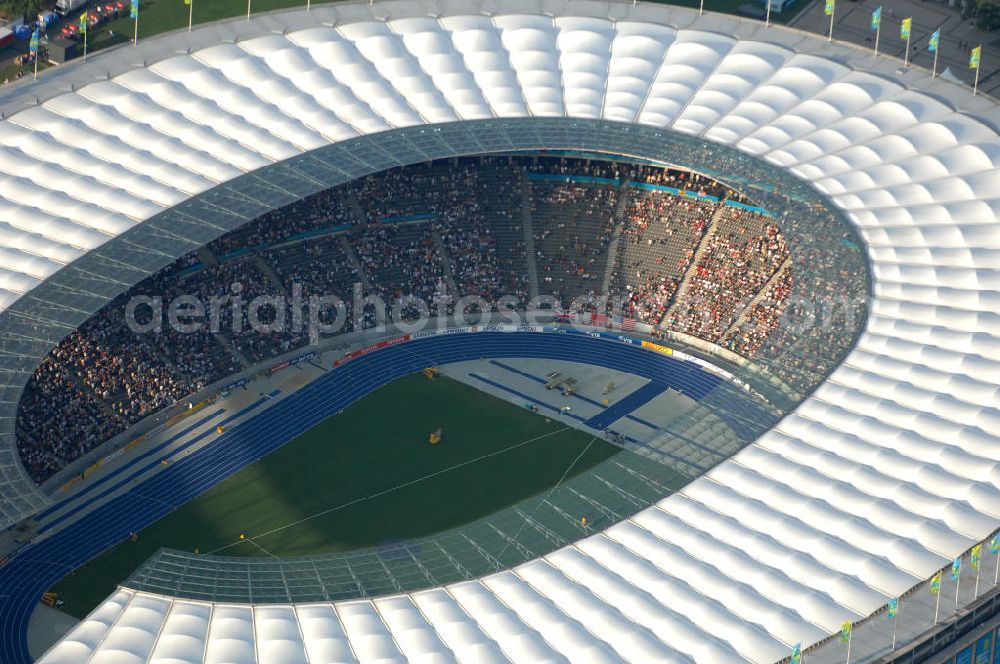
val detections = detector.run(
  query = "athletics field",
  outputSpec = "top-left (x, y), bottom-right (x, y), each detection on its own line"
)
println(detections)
top-left (52, 372), bottom-right (623, 619)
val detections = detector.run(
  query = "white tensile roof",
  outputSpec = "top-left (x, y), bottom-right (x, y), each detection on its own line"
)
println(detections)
top-left (9, 0), bottom-right (1000, 661)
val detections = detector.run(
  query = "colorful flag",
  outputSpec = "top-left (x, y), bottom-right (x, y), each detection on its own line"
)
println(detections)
top-left (840, 621), bottom-right (852, 643)
top-left (991, 532), bottom-right (1000, 554)
top-left (184, 0), bottom-right (191, 5)
top-left (887, 597), bottom-right (898, 619)
top-left (130, 0), bottom-right (138, 19)
top-left (970, 45), bottom-right (982, 69)
top-left (611, 315), bottom-right (636, 331)
top-left (824, 0), bottom-right (834, 16)
top-left (930, 570), bottom-right (942, 593)
top-left (791, 643), bottom-right (802, 664)
top-left (928, 29), bottom-right (940, 52)
top-left (900, 17), bottom-right (912, 39)
top-left (972, 544), bottom-right (982, 570)
top-left (29, 29), bottom-right (39, 54)
top-left (79, 12), bottom-right (87, 35)
top-left (871, 6), bottom-right (881, 31)
top-left (952, 556), bottom-right (962, 580)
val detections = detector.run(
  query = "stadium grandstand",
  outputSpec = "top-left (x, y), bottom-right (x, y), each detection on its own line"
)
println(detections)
top-left (0, 1), bottom-right (997, 663)
top-left (15, 154), bottom-right (806, 485)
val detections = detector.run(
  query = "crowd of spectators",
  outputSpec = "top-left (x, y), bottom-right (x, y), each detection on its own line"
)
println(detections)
top-left (611, 191), bottom-right (716, 324)
top-left (751, 224), bottom-right (867, 392)
top-left (17, 355), bottom-right (125, 483)
top-left (354, 224), bottom-right (448, 321)
top-left (69, 318), bottom-right (193, 423)
top-left (721, 268), bottom-right (793, 356)
top-left (429, 169), bottom-right (504, 308)
top-left (208, 188), bottom-right (357, 257)
top-left (477, 159), bottom-right (532, 308)
top-left (631, 164), bottom-right (734, 200)
top-left (526, 157), bottom-right (622, 181)
top-left (267, 236), bottom-right (361, 336)
top-left (665, 208), bottom-right (789, 341)
top-left (532, 180), bottom-right (619, 307)
top-left (16, 155), bottom-right (807, 484)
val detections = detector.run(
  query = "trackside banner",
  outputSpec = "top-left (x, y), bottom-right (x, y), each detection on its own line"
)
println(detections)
top-left (267, 351), bottom-right (317, 376)
top-left (334, 334), bottom-right (413, 367)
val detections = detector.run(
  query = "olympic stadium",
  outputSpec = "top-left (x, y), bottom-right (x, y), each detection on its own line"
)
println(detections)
top-left (0, 0), bottom-right (999, 662)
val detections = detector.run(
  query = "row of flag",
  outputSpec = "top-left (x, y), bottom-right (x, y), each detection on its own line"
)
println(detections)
top-left (27, 0), bottom-right (134, 59)
top-left (791, 533), bottom-right (1000, 661)
top-left (864, 5), bottom-right (982, 69)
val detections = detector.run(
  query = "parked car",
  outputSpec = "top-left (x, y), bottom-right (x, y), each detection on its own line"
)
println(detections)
top-left (55, 0), bottom-right (88, 17)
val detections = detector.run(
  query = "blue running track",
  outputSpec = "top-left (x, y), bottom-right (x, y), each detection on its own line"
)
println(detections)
top-left (0, 332), bottom-right (760, 663)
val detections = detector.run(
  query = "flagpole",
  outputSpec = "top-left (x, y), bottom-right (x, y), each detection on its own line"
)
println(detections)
top-left (932, 43), bottom-right (939, 77)
top-left (134, 9), bottom-right (138, 45)
top-left (934, 581), bottom-right (941, 623)
top-left (995, 541), bottom-right (999, 585)
top-left (765, 0), bottom-right (771, 28)
top-left (891, 601), bottom-right (898, 651)
top-left (955, 567), bottom-right (961, 611)
top-left (699, 0), bottom-right (704, 15)
top-left (247, 0), bottom-right (251, 20)
top-left (976, 559), bottom-right (981, 597)
top-left (188, 0), bottom-right (193, 32)
top-left (845, 627), bottom-right (852, 664)
top-left (904, 31), bottom-right (910, 68)
top-left (33, 49), bottom-right (38, 80)
top-left (83, 20), bottom-right (88, 62)
top-left (974, 60), bottom-right (981, 96)
top-left (828, 0), bottom-right (834, 42)
top-left (874, 25), bottom-right (880, 56)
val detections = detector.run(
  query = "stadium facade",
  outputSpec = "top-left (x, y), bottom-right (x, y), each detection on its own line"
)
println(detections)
top-left (0, 0), bottom-right (998, 662)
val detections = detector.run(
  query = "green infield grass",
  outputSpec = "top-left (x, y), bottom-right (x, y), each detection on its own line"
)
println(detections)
top-left (52, 372), bottom-right (620, 618)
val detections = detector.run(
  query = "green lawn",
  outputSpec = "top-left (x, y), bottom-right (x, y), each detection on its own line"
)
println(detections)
top-left (52, 373), bottom-right (616, 618)
top-left (0, 59), bottom-right (47, 84)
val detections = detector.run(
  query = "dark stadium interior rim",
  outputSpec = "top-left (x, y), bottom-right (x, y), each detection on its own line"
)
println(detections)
top-left (0, 119), bottom-right (872, 490)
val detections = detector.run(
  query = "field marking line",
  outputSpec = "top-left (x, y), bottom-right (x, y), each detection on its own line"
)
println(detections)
top-left (246, 538), bottom-right (279, 559)
top-left (204, 425), bottom-right (574, 555)
top-left (492, 433), bottom-right (602, 563)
